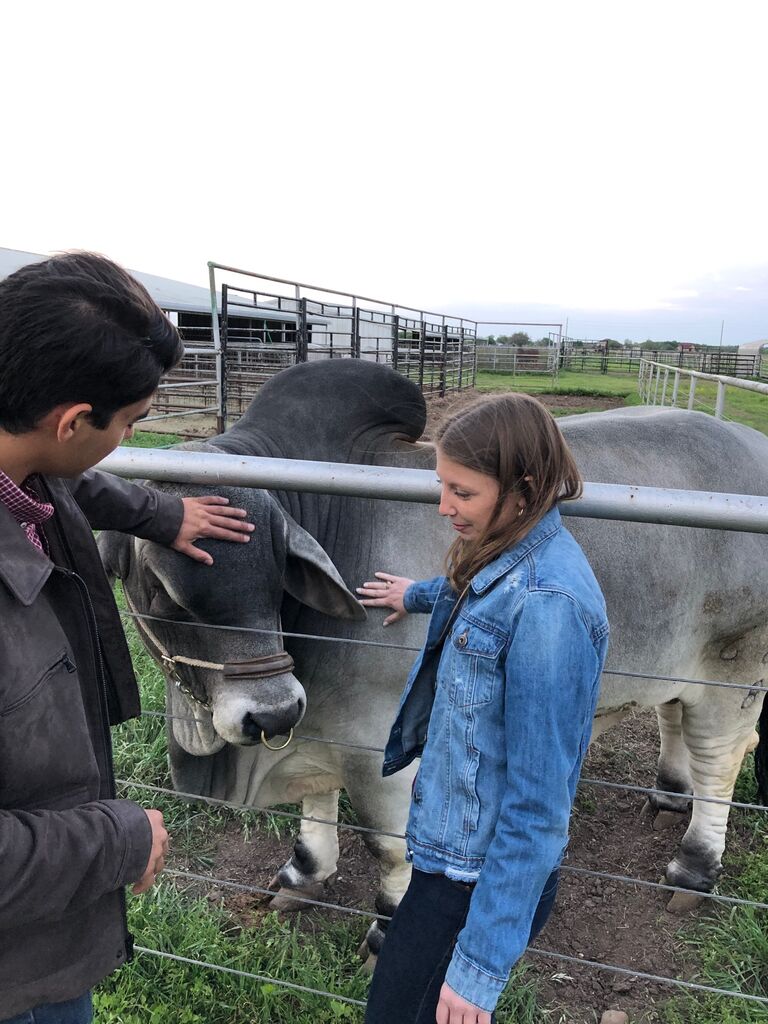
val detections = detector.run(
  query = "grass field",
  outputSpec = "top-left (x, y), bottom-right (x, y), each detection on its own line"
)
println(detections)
top-left (110, 391), bottom-right (768, 1022)
top-left (476, 369), bottom-right (768, 437)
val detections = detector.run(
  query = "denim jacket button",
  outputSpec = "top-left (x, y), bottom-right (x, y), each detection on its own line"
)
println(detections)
top-left (456, 632), bottom-right (468, 648)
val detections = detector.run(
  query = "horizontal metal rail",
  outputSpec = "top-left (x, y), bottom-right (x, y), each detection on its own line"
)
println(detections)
top-left (209, 261), bottom-right (478, 328)
top-left (134, 937), bottom-right (768, 1009)
top-left (165, 862), bottom-right (768, 918)
top-left (142, 406), bottom-right (220, 423)
top-left (524, 947), bottom-right (768, 1006)
top-left (134, 945), bottom-right (367, 1008)
top-left (641, 358), bottom-right (768, 395)
top-left (118, 779), bottom-right (407, 840)
top-left (101, 449), bottom-right (768, 534)
top-left (120, 610), bottom-right (768, 693)
top-left (128, 714), bottom-right (767, 814)
top-left (156, 380), bottom-right (218, 391)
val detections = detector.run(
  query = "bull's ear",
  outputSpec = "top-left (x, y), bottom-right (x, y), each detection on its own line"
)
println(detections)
top-left (283, 516), bottom-right (366, 621)
top-left (97, 530), bottom-right (132, 582)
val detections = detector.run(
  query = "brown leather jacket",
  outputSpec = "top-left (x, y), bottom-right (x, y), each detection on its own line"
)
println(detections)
top-left (0, 469), bottom-right (183, 1019)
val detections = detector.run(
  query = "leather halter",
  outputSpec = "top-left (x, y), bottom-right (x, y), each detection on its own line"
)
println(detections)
top-left (123, 591), bottom-right (296, 748)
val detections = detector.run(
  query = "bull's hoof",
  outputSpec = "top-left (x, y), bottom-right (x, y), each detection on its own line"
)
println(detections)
top-left (652, 809), bottom-right (687, 832)
top-left (356, 938), bottom-right (378, 973)
top-left (641, 799), bottom-right (689, 829)
top-left (665, 888), bottom-right (706, 915)
top-left (269, 881), bottom-right (327, 912)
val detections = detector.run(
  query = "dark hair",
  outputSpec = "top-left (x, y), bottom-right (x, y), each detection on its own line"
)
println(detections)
top-left (436, 393), bottom-right (582, 592)
top-left (0, 251), bottom-right (184, 433)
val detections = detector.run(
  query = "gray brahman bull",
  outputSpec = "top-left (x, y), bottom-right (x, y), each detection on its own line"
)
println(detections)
top-left (99, 360), bottom-right (767, 957)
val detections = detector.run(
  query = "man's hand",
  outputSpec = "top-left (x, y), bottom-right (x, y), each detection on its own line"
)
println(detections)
top-left (356, 571), bottom-right (413, 626)
top-left (436, 983), bottom-right (491, 1024)
top-left (133, 809), bottom-right (169, 894)
top-left (171, 496), bottom-right (254, 565)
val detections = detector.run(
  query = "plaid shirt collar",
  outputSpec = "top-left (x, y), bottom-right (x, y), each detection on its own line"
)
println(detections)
top-left (0, 469), bottom-right (54, 552)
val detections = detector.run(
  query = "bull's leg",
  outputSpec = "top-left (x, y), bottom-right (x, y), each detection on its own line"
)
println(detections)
top-left (646, 699), bottom-right (694, 828)
top-left (341, 758), bottom-right (414, 968)
top-left (270, 789), bottom-right (341, 911)
top-left (664, 703), bottom-right (759, 896)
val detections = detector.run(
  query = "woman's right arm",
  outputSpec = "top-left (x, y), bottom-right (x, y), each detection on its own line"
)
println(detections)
top-left (356, 573), bottom-right (446, 625)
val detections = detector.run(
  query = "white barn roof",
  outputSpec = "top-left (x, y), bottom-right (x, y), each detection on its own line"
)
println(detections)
top-left (739, 338), bottom-right (768, 353)
top-left (0, 248), bottom-right (323, 324)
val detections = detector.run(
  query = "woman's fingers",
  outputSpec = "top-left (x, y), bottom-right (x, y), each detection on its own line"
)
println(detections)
top-left (356, 572), bottom-right (413, 625)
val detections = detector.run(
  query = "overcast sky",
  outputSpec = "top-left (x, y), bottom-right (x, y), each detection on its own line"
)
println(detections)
top-left (2, 0), bottom-right (766, 344)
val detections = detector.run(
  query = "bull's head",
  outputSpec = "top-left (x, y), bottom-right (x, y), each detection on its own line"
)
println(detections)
top-left (99, 485), bottom-right (365, 752)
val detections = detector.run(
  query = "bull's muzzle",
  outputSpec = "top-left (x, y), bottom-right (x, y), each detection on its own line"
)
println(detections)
top-left (223, 653), bottom-right (298, 749)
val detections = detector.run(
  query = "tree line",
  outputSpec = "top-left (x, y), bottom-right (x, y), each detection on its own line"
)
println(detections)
top-left (480, 334), bottom-right (739, 353)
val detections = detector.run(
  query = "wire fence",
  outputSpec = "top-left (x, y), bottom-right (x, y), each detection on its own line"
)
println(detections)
top-left (117, 600), bottom-right (768, 1014)
top-left (112, 459), bottom-right (768, 1016)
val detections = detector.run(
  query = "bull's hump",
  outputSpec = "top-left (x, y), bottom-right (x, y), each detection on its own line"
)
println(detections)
top-left (219, 361), bottom-right (427, 462)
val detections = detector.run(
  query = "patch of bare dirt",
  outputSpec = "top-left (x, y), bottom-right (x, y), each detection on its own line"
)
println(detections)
top-left (423, 391), bottom-right (626, 441)
top-left (166, 709), bottom-right (756, 1022)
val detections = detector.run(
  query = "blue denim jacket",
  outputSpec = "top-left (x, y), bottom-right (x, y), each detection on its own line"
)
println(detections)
top-left (383, 507), bottom-right (609, 1012)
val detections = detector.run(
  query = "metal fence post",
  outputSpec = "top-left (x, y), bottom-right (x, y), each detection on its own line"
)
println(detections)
top-left (439, 324), bottom-right (448, 396)
top-left (391, 315), bottom-right (399, 370)
top-left (418, 317), bottom-right (426, 390)
top-left (688, 377), bottom-right (697, 411)
top-left (351, 304), bottom-right (361, 359)
top-left (671, 370), bottom-right (680, 407)
top-left (661, 367), bottom-right (669, 407)
top-left (218, 283), bottom-right (229, 432)
top-left (297, 299), bottom-right (309, 362)
top-left (208, 264), bottom-right (225, 434)
top-left (715, 380), bottom-right (726, 419)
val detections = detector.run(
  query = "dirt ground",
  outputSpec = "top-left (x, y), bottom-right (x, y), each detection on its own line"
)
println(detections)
top-left (165, 709), bottom-right (754, 1023)
top-left (421, 391), bottom-right (626, 442)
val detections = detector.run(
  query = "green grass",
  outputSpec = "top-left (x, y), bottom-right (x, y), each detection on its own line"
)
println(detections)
top-left (672, 377), bottom-right (768, 437)
top-left (476, 369), bottom-right (641, 398)
top-left (122, 430), bottom-right (184, 449)
top-left (96, 886), bottom-right (371, 1024)
top-left (477, 368), bottom-right (768, 437)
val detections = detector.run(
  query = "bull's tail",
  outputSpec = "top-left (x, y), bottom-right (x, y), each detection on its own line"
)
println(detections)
top-left (756, 695), bottom-right (768, 804)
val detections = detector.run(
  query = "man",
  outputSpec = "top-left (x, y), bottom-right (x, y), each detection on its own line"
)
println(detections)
top-left (0, 252), bottom-right (254, 1023)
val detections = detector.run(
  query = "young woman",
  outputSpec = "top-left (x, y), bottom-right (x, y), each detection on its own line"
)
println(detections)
top-left (357, 394), bottom-right (609, 1024)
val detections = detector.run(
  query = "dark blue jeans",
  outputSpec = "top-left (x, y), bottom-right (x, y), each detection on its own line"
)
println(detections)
top-left (365, 868), bottom-right (559, 1024)
top-left (1, 991), bottom-right (92, 1024)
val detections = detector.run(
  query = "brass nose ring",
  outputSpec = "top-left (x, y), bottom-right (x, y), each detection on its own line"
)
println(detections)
top-left (260, 728), bottom-right (294, 751)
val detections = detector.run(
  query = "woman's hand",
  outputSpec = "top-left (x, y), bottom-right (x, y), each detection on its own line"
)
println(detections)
top-left (436, 983), bottom-right (491, 1024)
top-left (356, 571), bottom-right (413, 626)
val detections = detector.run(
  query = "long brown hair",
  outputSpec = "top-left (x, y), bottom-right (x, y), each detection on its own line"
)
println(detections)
top-left (436, 393), bottom-right (582, 592)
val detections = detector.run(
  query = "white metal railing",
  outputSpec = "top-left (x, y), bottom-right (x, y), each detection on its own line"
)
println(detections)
top-left (638, 357), bottom-right (768, 419)
top-left (101, 448), bottom-right (768, 534)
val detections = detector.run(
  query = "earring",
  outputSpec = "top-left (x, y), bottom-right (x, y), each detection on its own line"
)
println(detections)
top-left (517, 507), bottom-right (525, 518)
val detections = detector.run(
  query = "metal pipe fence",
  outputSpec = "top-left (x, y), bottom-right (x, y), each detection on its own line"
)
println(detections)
top-left (107, 451), bottom-right (768, 1015)
top-left (638, 357), bottom-right (768, 420)
top-left (101, 448), bottom-right (768, 534)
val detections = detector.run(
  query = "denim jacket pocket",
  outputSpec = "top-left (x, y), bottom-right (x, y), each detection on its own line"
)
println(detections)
top-left (449, 622), bottom-right (506, 708)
